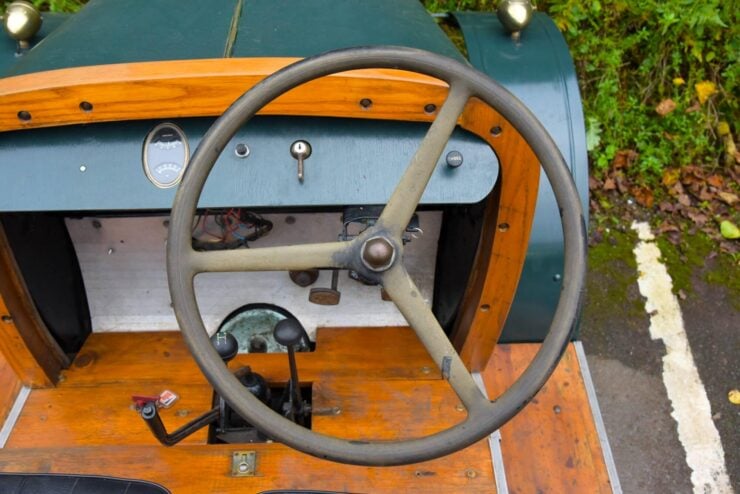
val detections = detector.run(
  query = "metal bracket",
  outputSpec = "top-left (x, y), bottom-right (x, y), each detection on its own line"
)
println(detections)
top-left (231, 450), bottom-right (257, 477)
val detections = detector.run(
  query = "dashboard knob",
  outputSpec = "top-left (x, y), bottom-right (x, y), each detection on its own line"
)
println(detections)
top-left (290, 140), bottom-right (312, 183)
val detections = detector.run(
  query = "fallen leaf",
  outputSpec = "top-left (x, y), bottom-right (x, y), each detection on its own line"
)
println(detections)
top-left (729, 389), bottom-right (740, 406)
top-left (656, 99), bottom-right (677, 116)
top-left (658, 221), bottom-right (679, 233)
top-left (589, 176), bottom-right (601, 190)
top-left (720, 220), bottom-right (740, 239)
top-left (662, 168), bottom-right (680, 187)
top-left (706, 175), bottom-right (724, 188)
top-left (612, 149), bottom-right (638, 169)
top-left (631, 186), bottom-right (655, 207)
top-left (659, 201), bottom-right (674, 213)
top-left (685, 102), bottom-right (701, 113)
top-left (678, 194), bottom-right (692, 207)
top-left (687, 210), bottom-right (708, 226)
top-left (615, 173), bottom-right (629, 194)
top-left (603, 177), bottom-right (616, 191)
top-left (717, 191), bottom-right (738, 205)
top-left (717, 121), bottom-right (731, 137)
top-left (695, 81), bottom-right (718, 105)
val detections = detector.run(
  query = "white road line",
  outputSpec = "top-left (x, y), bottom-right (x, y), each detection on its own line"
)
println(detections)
top-left (632, 221), bottom-right (732, 493)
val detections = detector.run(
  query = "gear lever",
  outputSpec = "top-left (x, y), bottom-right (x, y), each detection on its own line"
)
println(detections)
top-left (273, 318), bottom-right (308, 424)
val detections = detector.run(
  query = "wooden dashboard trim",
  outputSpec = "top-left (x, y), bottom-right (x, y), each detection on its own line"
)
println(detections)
top-left (0, 58), bottom-right (539, 371)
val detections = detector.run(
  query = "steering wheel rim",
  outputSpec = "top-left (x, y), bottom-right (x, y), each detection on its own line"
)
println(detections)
top-left (167, 46), bottom-right (586, 466)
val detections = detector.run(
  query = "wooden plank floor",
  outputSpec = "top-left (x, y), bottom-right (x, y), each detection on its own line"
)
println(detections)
top-left (0, 328), bottom-right (612, 493)
top-left (0, 349), bottom-right (21, 427)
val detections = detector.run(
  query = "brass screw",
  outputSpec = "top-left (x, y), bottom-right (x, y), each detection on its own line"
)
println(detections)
top-left (455, 404), bottom-right (466, 412)
top-left (465, 469), bottom-right (477, 479)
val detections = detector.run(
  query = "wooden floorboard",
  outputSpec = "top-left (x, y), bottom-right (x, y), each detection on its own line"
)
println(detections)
top-left (483, 343), bottom-right (613, 493)
top-left (0, 349), bottom-right (21, 426)
top-left (0, 443), bottom-right (495, 493)
top-left (60, 327), bottom-right (439, 387)
top-left (0, 328), bottom-right (613, 493)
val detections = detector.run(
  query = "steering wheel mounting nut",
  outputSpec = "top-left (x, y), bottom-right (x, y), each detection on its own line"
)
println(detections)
top-left (360, 236), bottom-right (396, 272)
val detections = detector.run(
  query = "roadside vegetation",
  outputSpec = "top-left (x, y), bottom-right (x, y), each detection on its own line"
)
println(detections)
top-left (3, 0), bottom-right (737, 294)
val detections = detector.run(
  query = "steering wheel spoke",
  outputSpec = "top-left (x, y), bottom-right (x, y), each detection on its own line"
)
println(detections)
top-left (189, 241), bottom-right (350, 274)
top-left (378, 83), bottom-right (470, 237)
top-left (381, 265), bottom-right (490, 415)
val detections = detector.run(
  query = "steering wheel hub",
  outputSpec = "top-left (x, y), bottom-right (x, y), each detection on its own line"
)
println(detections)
top-left (360, 236), bottom-right (396, 272)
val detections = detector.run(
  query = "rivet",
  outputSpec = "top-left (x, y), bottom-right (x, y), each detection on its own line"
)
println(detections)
top-left (359, 98), bottom-right (373, 109)
top-left (79, 165), bottom-right (87, 172)
top-left (465, 469), bottom-right (477, 478)
top-left (1, 315), bottom-right (13, 323)
top-left (497, 223), bottom-right (509, 232)
top-left (235, 143), bottom-right (250, 158)
top-left (79, 101), bottom-right (93, 112)
top-left (455, 403), bottom-right (466, 412)
top-left (553, 273), bottom-right (562, 282)
top-left (421, 366), bottom-right (432, 375)
top-left (17, 110), bottom-right (31, 121)
top-left (490, 126), bottom-right (503, 137)
top-left (424, 103), bottom-right (437, 114)
top-left (480, 304), bottom-right (490, 312)
top-left (553, 405), bottom-right (561, 414)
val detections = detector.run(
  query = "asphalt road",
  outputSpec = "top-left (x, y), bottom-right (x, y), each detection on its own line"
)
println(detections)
top-left (581, 233), bottom-right (738, 493)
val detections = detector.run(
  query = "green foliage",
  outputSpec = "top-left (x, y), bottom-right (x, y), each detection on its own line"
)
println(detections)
top-left (539, 0), bottom-right (737, 180)
top-left (426, 1), bottom-right (737, 181)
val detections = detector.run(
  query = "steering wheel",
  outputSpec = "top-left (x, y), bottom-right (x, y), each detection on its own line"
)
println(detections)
top-left (167, 47), bottom-right (586, 466)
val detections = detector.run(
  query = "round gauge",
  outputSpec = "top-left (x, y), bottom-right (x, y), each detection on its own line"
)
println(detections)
top-left (142, 123), bottom-right (190, 188)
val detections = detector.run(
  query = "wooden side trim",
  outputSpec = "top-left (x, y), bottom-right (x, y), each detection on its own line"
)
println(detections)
top-left (454, 99), bottom-right (540, 370)
top-left (0, 59), bottom-right (539, 370)
top-left (0, 224), bottom-right (68, 387)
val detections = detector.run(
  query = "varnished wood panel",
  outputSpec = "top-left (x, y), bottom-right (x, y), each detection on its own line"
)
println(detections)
top-left (483, 343), bottom-right (613, 493)
top-left (0, 58), bottom-right (448, 132)
top-left (0, 349), bottom-right (22, 426)
top-left (312, 379), bottom-right (465, 440)
top-left (0, 443), bottom-right (495, 493)
top-left (61, 327), bottom-right (439, 387)
top-left (0, 225), bottom-right (68, 387)
top-left (5, 384), bottom-right (213, 448)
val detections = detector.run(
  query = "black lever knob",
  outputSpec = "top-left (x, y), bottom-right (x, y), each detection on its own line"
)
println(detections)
top-left (273, 318), bottom-right (305, 348)
top-left (211, 332), bottom-right (239, 363)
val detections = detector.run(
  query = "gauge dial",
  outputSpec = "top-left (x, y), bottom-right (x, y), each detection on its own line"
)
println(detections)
top-left (142, 123), bottom-right (190, 188)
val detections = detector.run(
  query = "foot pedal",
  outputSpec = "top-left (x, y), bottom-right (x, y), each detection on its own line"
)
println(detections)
top-left (308, 269), bottom-right (340, 305)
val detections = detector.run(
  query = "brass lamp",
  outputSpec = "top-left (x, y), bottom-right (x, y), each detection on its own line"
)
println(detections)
top-left (3, 0), bottom-right (42, 51)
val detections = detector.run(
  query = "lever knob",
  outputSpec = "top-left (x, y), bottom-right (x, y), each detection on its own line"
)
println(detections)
top-left (273, 318), bottom-right (305, 348)
top-left (211, 332), bottom-right (239, 363)
top-left (290, 140), bottom-right (311, 183)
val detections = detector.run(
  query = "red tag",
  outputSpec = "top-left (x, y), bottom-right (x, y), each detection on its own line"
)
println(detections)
top-left (158, 389), bottom-right (179, 409)
top-left (131, 395), bottom-right (159, 409)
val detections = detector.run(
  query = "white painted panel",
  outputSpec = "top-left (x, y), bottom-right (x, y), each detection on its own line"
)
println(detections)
top-left (66, 212), bottom-right (441, 339)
